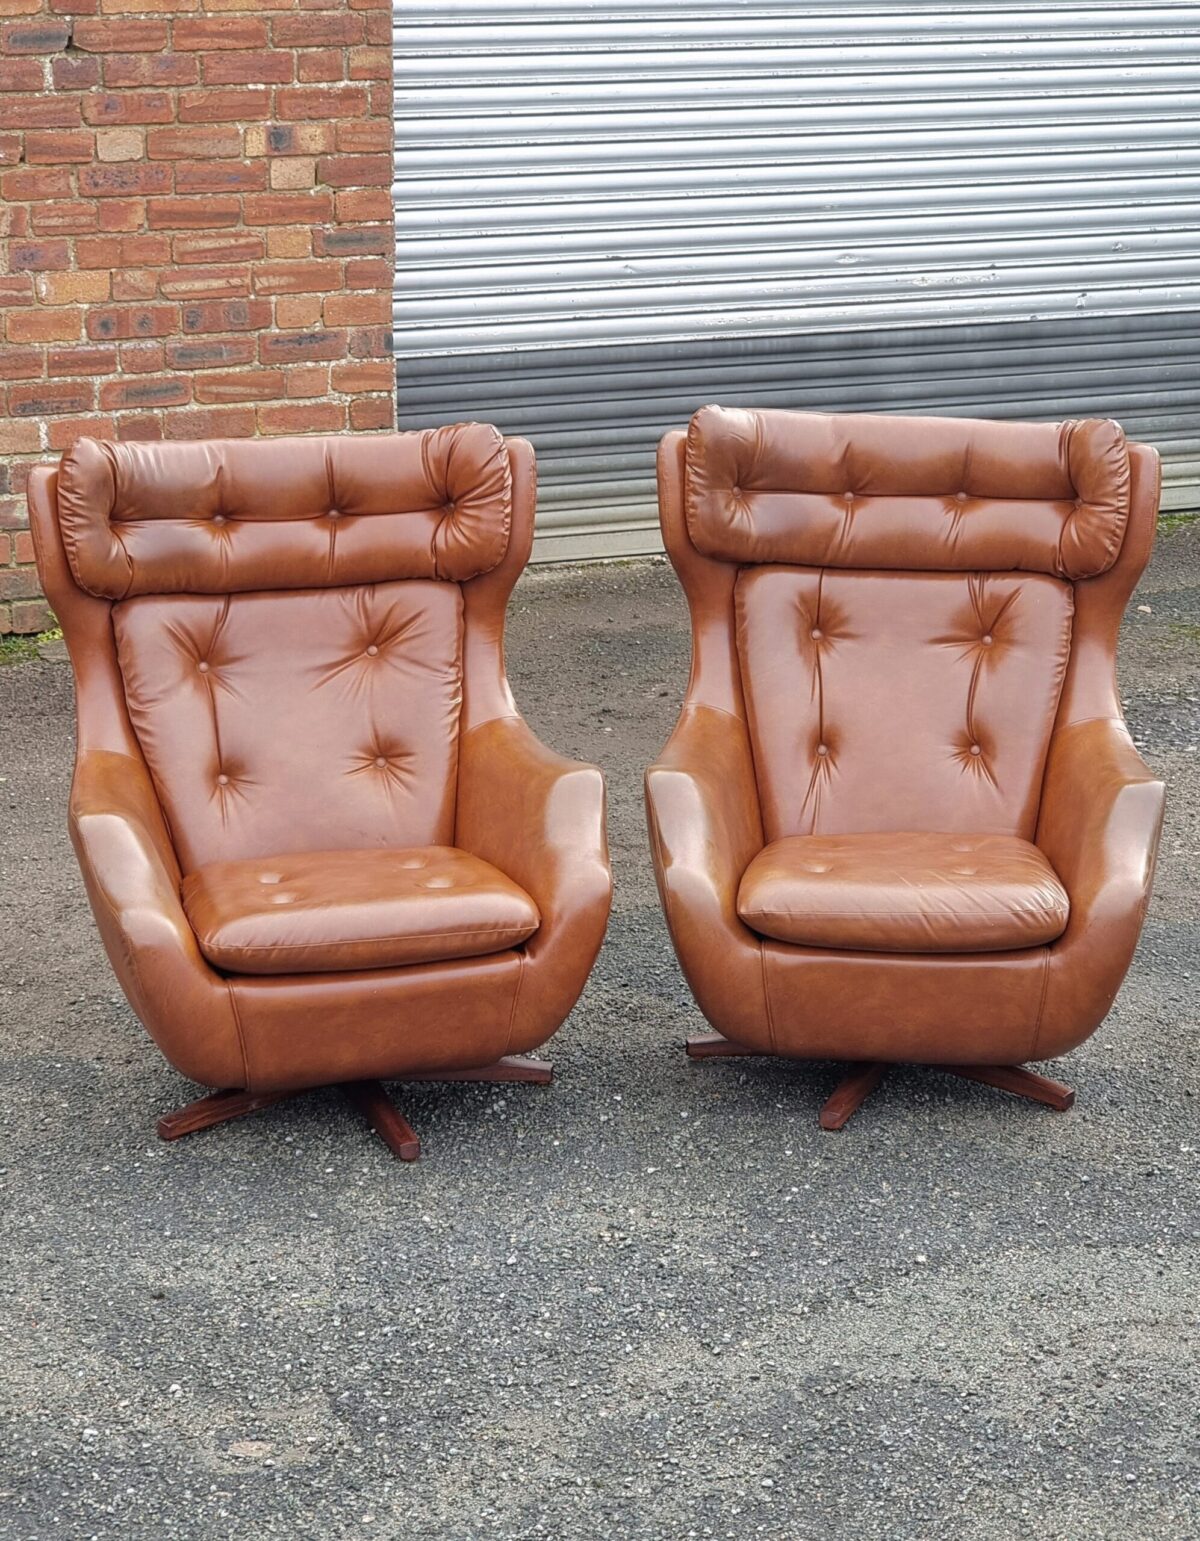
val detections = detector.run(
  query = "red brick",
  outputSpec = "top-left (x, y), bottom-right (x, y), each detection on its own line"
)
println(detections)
top-left (314, 225), bottom-right (390, 257)
top-left (318, 153), bottom-right (391, 189)
top-left (258, 399), bottom-right (344, 434)
top-left (1, 18), bottom-right (71, 50)
top-left (0, 345), bottom-right (42, 379)
top-left (252, 259), bottom-right (341, 294)
top-left (73, 17), bottom-right (167, 49)
top-left (0, 274), bottom-right (33, 302)
top-left (76, 232), bottom-right (169, 266)
top-left (12, 529), bottom-right (35, 563)
top-left (147, 195), bottom-right (240, 229)
top-left (258, 328), bottom-right (345, 365)
top-left (331, 359), bottom-right (394, 393)
top-left (173, 15), bottom-right (264, 48)
top-left (8, 238), bottom-right (70, 270)
top-left (334, 189), bottom-right (393, 222)
top-left (3, 164), bottom-right (73, 197)
top-left (180, 297), bottom-right (270, 333)
top-left (296, 51), bottom-right (341, 85)
top-left (97, 197), bottom-right (147, 230)
top-left (171, 232), bottom-right (263, 265)
top-left (243, 189), bottom-right (332, 226)
top-left (335, 120), bottom-right (390, 153)
top-left (272, 13), bottom-right (361, 45)
top-left (112, 268), bottom-right (157, 299)
top-left (51, 54), bottom-right (101, 88)
top-left (174, 159), bottom-right (266, 194)
top-left (146, 123), bottom-right (240, 158)
top-left (11, 599), bottom-right (53, 632)
top-left (119, 340), bottom-right (165, 371)
top-left (246, 121), bottom-right (333, 156)
top-left (8, 379), bottom-right (94, 416)
top-left (35, 269), bottom-right (111, 302)
top-left (103, 52), bottom-right (197, 86)
top-left (193, 367), bottom-right (283, 403)
top-left (274, 294), bottom-right (321, 327)
top-left (23, 130), bottom-right (94, 163)
top-left (165, 335), bottom-right (256, 369)
top-left (276, 85), bottom-right (368, 121)
top-left (99, 376), bottom-right (191, 409)
top-left (177, 86), bottom-right (269, 122)
top-left (0, 565), bottom-right (46, 599)
top-left (31, 199), bottom-right (101, 235)
top-left (345, 256), bottom-right (391, 289)
top-left (205, 49), bottom-right (291, 86)
top-left (47, 343), bottom-right (118, 376)
top-left (0, 420), bottom-right (41, 454)
top-left (323, 291), bottom-right (390, 326)
top-left (82, 90), bottom-right (174, 125)
top-left (113, 415), bottom-right (163, 440)
top-left (78, 161), bottom-right (171, 196)
top-left (348, 46), bottom-right (389, 81)
top-left (282, 362), bottom-right (327, 397)
top-left (0, 58), bottom-right (43, 90)
top-left (86, 304), bottom-right (179, 340)
top-left (0, 94), bottom-right (81, 128)
top-left (47, 416), bottom-right (115, 450)
top-left (0, 132), bottom-right (20, 163)
top-left (164, 405), bottom-right (256, 439)
top-left (347, 325), bottom-right (391, 358)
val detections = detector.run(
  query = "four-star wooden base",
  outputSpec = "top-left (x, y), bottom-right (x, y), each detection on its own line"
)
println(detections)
top-left (685, 1033), bottom-right (1075, 1130)
top-left (156, 1057), bottom-right (555, 1162)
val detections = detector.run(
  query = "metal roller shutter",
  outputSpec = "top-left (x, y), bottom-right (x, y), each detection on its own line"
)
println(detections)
top-left (393, 2), bottom-right (1200, 560)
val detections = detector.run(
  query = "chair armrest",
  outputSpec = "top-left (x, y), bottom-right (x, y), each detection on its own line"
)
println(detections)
top-left (1034, 717), bottom-right (1165, 1056)
top-left (644, 704), bottom-right (770, 1042)
top-left (70, 750), bottom-right (244, 1088)
top-left (455, 716), bottom-right (611, 1054)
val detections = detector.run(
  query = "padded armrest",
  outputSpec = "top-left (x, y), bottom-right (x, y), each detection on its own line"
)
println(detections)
top-left (70, 750), bottom-right (245, 1087)
top-left (644, 703), bottom-right (771, 1043)
top-left (455, 715), bottom-right (611, 1054)
top-left (1034, 716), bottom-right (1165, 1056)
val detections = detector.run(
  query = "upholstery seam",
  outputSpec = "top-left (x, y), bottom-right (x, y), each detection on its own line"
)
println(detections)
top-left (759, 939), bottom-right (777, 1054)
top-left (226, 978), bottom-right (251, 1092)
top-left (198, 924), bottom-right (539, 953)
top-left (502, 949), bottom-right (526, 1057)
top-left (1029, 947), bottom-right (1052, 1062)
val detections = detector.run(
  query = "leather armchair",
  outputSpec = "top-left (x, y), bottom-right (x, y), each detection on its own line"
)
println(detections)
top-left (646, 407), bottom-right (1164, 1127)
top-left (29, 427), bottom-right (611, 1159)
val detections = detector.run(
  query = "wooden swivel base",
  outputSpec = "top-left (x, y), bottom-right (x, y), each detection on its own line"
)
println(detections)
top-left (155, 1056), bottom-right (554, 1162)
top-left (686, 1033), bottom-right (1074, 1130)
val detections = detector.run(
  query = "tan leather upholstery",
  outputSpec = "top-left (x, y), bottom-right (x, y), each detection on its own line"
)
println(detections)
top-left (647, 407), bottom-right (1164, 1068)
top-left (738, 834), bottom-right (1069, 954)
top-left (182, 847), bottom-right (540, 975)
top-left (29, 428), bottom-right (612, 1097)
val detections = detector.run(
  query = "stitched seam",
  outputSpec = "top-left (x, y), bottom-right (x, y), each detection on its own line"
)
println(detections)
top-left (759, 939), bottom-right (777, 1054)
top-left (199, 924), bottom-right (539, 954)
top-left (1029, 947), bottom-right (1052, 1061)
top-left (226, 979), bottom-right (251, 1091)
top-left (502, 949), bottom-right (526, 1057)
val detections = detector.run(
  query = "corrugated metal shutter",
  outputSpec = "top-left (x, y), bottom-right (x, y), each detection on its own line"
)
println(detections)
top-left (393, 2), bottom-right (1200, 560)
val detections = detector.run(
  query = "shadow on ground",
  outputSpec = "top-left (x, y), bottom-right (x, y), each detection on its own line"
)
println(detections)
top-left (1, 525), bottom-right (1197, 1540)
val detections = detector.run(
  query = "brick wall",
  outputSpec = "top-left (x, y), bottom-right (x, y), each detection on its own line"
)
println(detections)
top-left (0, 0), bottom-right (396, 633)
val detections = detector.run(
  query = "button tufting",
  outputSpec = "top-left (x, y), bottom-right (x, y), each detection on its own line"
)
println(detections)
top-left (982, 633), bottom-right (993, 645)
top-left (366, 644), bottom-right (379, 657)
top-left (258, 872), bottom-right (282, 885)
top-left (212, 513), bottom-right (226, 526)
top-left (197, 661), bottom-right (210, 673)
top-left (269, 892), bottom-right (295, 905)
top-left (810, 627), bottom-right (823, 640)
top-left (423, 876), bottom-right (454, 889)
top-left (816, 743), bottom-right (829, 756)
top-left (969, 744), bottom-right (982, 756)
top-left (398, 856), bottom-right (425, 869)
top-left (374, 756), bottom-right (387, 768)
top-left (328, 508), bottom-right (340, 520)
top-left (216, 773), bottom-right (229, 786)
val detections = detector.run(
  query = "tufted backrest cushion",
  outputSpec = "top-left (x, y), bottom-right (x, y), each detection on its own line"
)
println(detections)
top-left (57, 425), bottom-right (511, 599)
top-left (113, 581), bottom-right (462, 871)
top-left (736, 566), bottom-right (1074, 842)
top-left (687, 406), bottom-right (1130, 580)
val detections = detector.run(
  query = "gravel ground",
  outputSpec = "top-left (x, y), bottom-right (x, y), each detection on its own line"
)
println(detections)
top-left (1, 526), bottom-right (1197, 1541)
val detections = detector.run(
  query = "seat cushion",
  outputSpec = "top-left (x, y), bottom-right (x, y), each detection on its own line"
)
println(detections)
top-left (181, 846), bottom-right (540, 976)
top-left (737, 833), bottom-right (1069, 954)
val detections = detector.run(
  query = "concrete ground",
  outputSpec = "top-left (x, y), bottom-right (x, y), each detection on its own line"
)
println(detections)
top-left (0, 527), bottom-right (1197, 1541)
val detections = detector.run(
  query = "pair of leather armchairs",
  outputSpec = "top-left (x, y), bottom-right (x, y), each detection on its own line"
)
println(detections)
top-left (29, 407), bottom-right (1164, 1158)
